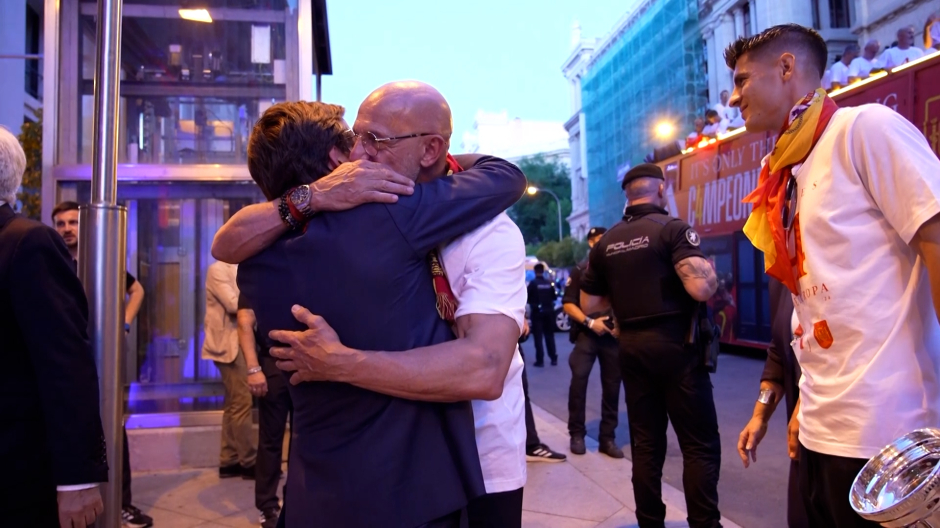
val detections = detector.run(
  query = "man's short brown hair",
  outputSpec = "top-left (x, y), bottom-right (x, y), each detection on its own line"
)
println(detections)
top-left (247, 102), bottom-right (353, 200)
top-left (723, 24), bottom-right (829, 78)
top-left (51, 200), bottom-right (80, 222)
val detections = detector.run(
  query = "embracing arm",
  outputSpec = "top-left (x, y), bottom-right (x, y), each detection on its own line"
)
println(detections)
top-left (675, 256), bottom-right (718, 301)
top-left (125, 279), bottom-right (145, 325)
top-left (272, 309), bottom-right (520, 401)
top-left (211, 160), bottom-right (416, 263)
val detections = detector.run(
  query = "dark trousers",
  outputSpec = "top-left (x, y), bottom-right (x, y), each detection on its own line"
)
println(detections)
top-left (567, 332), bottom-right (621, 442)
top-left (256, 355), bottom-right (293, 511)
top-left (417, 510), bottom-right (462, 528)
top-left (798, 444), bottom-right (879, 527)
top-left (789, 459), bottom-right (810, 528)
top-left (520, 353), bottom-right (540, 449)
top-left (466, 487), bottom-right (524, 528)
top-left (122, 426), bottom-right (132, 507)
top-left (530, 312), bottom-right (557, 364)
top-left (620, 339), bottom-right (721, 528)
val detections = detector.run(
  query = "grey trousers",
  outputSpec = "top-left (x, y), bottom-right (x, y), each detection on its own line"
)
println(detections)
top-left (215, 350), bottom-right (257, 467)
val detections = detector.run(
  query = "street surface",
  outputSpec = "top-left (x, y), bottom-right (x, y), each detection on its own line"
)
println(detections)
top-left (520, 332), bottom-right (790, 528)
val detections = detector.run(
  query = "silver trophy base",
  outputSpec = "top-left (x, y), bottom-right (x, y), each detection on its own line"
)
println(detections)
top-left (850, 428), bottom-right (940, 527)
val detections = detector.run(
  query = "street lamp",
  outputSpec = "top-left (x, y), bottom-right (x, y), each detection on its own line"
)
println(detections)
top-left (527, 186), bottom-right (563, 242)
top-left (655, 121), bottom-right (676, 139)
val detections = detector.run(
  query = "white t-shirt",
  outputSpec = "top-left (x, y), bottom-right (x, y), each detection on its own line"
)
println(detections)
top-left (440, 211), bottom-right (527, 493)
top-left (879, 46), bottom-right (925, 69)
top-left (826, 61), bottom-right (850, 88)
top-left (787, 104), bottom-right (940, 459)
top-left (847, 56), bottom-right (880, 79)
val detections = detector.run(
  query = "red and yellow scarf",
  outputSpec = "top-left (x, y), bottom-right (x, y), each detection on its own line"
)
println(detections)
top-left (742, 88), bottom-right (838, 294)
top-left (427, 154), bottom-right (463, 325)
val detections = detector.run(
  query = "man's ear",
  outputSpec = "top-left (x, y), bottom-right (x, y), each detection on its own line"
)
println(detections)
top-left (419, 136), bottom-right (448, 168)
top-left (327, 146), bottom-right (349, 170)
top-left (779, 52), bottom-right (796, 81)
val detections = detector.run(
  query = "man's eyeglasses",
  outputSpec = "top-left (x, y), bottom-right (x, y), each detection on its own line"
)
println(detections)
top-left (782, 174), bottom-right (798, 231)
top-left (352, 130), bottom-right (436, 156)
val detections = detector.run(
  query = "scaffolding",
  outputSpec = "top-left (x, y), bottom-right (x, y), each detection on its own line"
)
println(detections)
top-left (581, 0), bottom-right (708, 228)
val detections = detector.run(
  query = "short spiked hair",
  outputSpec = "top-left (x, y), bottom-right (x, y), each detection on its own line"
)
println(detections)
top-left (724, 24), bottom-right (829, 78)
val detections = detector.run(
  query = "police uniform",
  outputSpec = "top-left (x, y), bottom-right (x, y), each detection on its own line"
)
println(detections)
top-left (526, 271), bottom-right (558, 365)
top-left (562, 239), bottom-right (622, 449)
top-left (580, 164), bottom-right (721, 528)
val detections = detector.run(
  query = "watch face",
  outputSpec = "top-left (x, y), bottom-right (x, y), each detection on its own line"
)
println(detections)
top-left (289, 185), bottom-right (310, 206)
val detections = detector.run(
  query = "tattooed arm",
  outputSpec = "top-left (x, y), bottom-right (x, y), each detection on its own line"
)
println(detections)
top-left (675, 256), bottom-right (718, 301)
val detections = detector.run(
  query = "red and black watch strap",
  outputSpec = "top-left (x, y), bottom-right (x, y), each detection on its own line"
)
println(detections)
top-left (278, 195), bottom-right (302, 230)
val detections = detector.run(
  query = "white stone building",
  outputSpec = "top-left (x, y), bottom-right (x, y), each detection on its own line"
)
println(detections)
top-left (460, 110), bottom-right (570, 166)
top-left (701, 0), bottom-right (939, 107)
top-left (560, 22), bottom-right (599, 241)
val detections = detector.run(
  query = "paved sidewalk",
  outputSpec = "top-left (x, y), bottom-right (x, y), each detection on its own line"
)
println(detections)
top-left (129, 404), bottom-right (742, 527)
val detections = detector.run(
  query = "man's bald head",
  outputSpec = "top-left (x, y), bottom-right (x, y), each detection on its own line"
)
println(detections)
top-left (352, 81), bottom-right (454, 181)
top-left (360, 81), bottom-right (452, 138)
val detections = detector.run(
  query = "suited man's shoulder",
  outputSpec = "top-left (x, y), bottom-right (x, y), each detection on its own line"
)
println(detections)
top-left (1, 213), bottom-right (71, 257)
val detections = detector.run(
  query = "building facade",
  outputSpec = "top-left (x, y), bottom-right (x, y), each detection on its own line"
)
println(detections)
top-left (41, 0), bottom-right (330, 425)
top-left (701, 0), bottom-right (940, 107)
top-left (580, 0), bottom-right (709, 229)
top-left (561, 23), bottom-right (598, 240)
top-left (0, 0), bottom-right (44, 135)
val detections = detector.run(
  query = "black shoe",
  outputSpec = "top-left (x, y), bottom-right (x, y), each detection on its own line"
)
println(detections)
top-left (241, 464), bottom-right (256, 480)
top-left (219, 464), bottom-right (242, 478)
top-left (533, 362), bottom-right (544, 367)
top-left (122, 505), bottom-right (154, 528)
top-left (570, 436), bottom-right (586, 455)
top-left (599, 440), bottom-right (625, 459)
top-left (550, 358), bottom-right (558, 366)
top-left (526, 443), bottom-right (567, 463)
top-left (260, 506), bottom-right (281, 528)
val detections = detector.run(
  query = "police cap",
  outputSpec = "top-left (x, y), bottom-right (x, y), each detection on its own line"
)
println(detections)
top-left (587, 226), bottom-right (607, 239)
top-left (621, 163), bottom-right (665, 189)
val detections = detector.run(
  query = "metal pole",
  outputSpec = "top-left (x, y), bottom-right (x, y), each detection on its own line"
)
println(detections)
top-left (79, 0), bottom-right (127, 526)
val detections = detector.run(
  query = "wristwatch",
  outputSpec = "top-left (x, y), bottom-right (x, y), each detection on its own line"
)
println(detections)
top-left (584, 317), bottom-right (594, 329)
top-left (757, 389), bottom-right (776, 405)
top-left (247, 366), bottom-right (263, 375)
top-left (287, 184), bottom-right (316, 219)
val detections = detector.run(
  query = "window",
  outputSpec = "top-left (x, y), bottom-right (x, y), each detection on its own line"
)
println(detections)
top-left (25, 5), bottom-right (41, 99)
top-left (743, 3), bottom-right (752, 37)
top-left (829, 0), bottom-right (852, 29)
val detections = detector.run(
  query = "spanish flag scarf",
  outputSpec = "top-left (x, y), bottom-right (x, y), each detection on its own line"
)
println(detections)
top-left (427, 154), bottom-right (464, 325)
top-left (742, 88), bottom-right (838, 294)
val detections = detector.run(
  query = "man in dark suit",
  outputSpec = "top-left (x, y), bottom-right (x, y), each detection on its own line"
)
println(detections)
top-left (737, 278), bottom-right (809, 527)
top-left (234, 98), bottom-right (526, 527)
top-left (0, 127), bottom-right (108, 527)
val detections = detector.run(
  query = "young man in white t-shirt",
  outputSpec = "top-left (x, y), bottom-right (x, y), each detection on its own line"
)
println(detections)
top-left (824, 43), bottom-right (858, 89)
top-left (725, 24), bottom-right (940, 527)
top-left (878, 26), bottom-right (925, 69)
top-left (847, 39), bottom-right (881, 82)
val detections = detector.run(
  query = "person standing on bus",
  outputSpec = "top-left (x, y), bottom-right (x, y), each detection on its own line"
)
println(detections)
top-left (580, 163), bottom-right (722, 528)
top-left (725, 23), bottom-right (940, 527)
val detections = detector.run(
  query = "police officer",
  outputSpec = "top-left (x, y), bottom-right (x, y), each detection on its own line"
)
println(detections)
top-left (580, 164), bottom-right (722, 528)
top-left (562, 226), bottom-right (624, 459)
top-left (527, 263), bottom-right (558, 366)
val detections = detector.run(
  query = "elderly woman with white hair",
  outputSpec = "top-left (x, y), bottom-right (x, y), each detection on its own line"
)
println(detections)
top-left (0, 125), bottom-right (109, 528)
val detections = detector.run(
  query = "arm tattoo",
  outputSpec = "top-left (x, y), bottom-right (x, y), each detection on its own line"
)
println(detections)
top-left (675, 257), bottom-right (713, 280)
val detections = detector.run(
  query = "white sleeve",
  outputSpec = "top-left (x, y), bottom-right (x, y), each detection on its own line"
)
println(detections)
top-left (57, 483), bottom-right (99, 491)
top-left (850, 105), bottom-right (940, 243)
top-left (847, 59), bottom-right (860, 77)
top-left (453, 216), bottom-right (527, 333)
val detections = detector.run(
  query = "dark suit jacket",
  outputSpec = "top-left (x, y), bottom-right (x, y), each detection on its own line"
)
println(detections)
top-left (0, 204), bottom-right (107, 524)
top-left (237, 157), bottom-right (526, 528)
